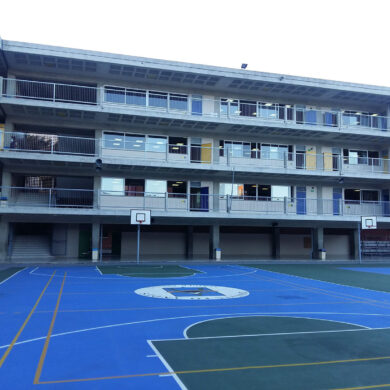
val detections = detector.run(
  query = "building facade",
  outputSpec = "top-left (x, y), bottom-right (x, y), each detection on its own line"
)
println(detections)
top-left (0, 38), bottom-right (389, 261)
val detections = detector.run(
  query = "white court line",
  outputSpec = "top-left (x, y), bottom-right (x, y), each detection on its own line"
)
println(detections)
top-left (28, 267), bottom-right (259, 281)
top-left (146, 354), bottom-right (157, 358)
top-left (29, 266), bottom-right (38, 275)
top-left (0, 267), bottom-right (26, 286)
top-left (182, 314), bottom-right (370, 339)
top-left (95, 266), bottom-right (103, 275)
top-left (0, 311), bottom-right (388, 351)
top-left (147, 340), bottom-right (187, 389)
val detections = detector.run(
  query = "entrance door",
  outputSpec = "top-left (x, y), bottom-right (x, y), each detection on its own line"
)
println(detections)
top-left (333, 188), bottom-right (342, 215)
top-left (297, 187), bottom-right (306, 215)
top-left (190, 187), bottom-right (209, 211)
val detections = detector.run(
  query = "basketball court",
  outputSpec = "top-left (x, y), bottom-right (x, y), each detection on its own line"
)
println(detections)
top-left (2, 263), bottom-right (390, 389)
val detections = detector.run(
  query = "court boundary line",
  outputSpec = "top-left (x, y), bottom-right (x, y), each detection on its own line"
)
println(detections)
top-left (34, 272), bottom-right (67, 384)
top-left (0, 270), bottom-right (56, 368)
top-left (0, 267), bottom-right (26, 286)
top-left (182, 314), bottom-right (369, 339)
top-left (334, 383), bottom-right (390, 390)
top-left (147, 340), bottom-right (187, 390)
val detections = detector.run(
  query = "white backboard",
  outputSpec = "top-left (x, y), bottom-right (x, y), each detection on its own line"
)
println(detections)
top-left (130, 209), bottom-right (151, 225)
top-left (361, 216), bottom-right (377, 230)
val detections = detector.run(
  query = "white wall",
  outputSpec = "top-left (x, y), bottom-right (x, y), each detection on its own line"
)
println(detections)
top-left (280, 234), bottom-right (312, 259)
top-left (121, 231), bottom-right (186, 259)
top-left (220, 233), bottom-right (271, 258)
top-left (324, 235), bottom-right (350, 258)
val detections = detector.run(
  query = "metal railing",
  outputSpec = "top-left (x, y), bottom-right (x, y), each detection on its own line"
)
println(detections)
top-left (0, 131), bottom-right (97, 156)
top-left (2, 186), bottom-right (94, 208)
top-left (1, 130), bottom-right (389, 175)
top-left (2, 186), bottom-right (389, 217)
top-left (1, 78), bottom-right (388, 132)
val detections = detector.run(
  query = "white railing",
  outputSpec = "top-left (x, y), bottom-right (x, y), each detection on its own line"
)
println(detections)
top-left (2, 130), bottom-right (390, 175)
top-left (0, 131), bottom-right (97, 156)
top-left (1, 78), bottom-right (388, 132)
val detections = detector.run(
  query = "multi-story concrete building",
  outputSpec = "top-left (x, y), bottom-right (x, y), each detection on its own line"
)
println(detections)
top-left (0, 38), bottom-right (389, 261)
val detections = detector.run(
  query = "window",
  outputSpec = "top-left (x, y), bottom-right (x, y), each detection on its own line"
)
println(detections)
top-left (102, 178), bottom-right (124, 196)
top-left (271, 185), bottom-right (289, 200)
top-left (125, 179), bottom-right (144, 196)
top-left (344, 189), bottom-right (379, 204)
top-left (219, 183), bottom-right (244, 197)
top-left (258, 185), bottom-right (271, 200)
top-left (146, 136), bottom-right (167, 152)
top-left (126, 89), bottom-right (146, 106)
top-left (170, 94), bottom-right (188, 111)
top-left (149, 91), bottom-right (168, 108)
top-left (223, 141), bottom-right (250, 158)
top-left (104, 86), bottom-right (125, 104)
top-left (145, 180), bottom-right (167, 197)
top-left (125, 134), bottom-right (145, 151)
top-left (244, 184), bottom-right (257, 199)
top-left (220, 99), bottom-right (239, 116)
top-left (103, 132), bottom-right (124, 149)
top-left (240, 100), bottom-right (257, 117)
top-left (259, 103), bottom-right (278, 119)
top-left (168, 181), bottom-right (187, 198)
top-left (261, 144), bottom-right (288, 160)
top-left (169, 137), bottom-right (187, 154)
top-left (343, 149), bottom-right (378, 165)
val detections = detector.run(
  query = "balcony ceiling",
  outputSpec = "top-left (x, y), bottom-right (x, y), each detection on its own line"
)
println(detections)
top-left (3, 41), bottom-right (390, 111)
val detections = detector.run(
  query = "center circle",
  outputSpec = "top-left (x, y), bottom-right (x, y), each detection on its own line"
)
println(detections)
top-left (134, 285), bottom-right (249, 300)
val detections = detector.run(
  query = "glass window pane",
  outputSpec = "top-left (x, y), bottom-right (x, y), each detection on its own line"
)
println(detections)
top-left (125, 134), bottom-right (145, 151)
top-left (145, 180), bottom-right (167, 197)
top-left (362, 190), bottom-right (379, 203)
top-left (101, 178), bottom-right (124, 195)
top-left (271, 185), bottom-right (289, 200)
top-left (349, 151), bottom-right (358, 165)
top-left (170, 94), bottom-right (188, 110)
top-left (104, 86), bottom-right (125, 104)
top-left (126, 89), bottom-right (146, 106)
top-left (149, 91), bottom-right (168, 108)
top-left (146, 136), bottom-right (167, 152)
top-left (259, 103), bottom-right (278, 119)
top-left (103, 132), bottom-right (124, 149)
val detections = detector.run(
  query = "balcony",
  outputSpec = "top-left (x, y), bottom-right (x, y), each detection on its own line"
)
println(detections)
top-left (1, 131), bottom-right (389, 178)
top-left (1, 78), bottom-right (389, 134)
top-left (1, 187), bottom-right (389, 220)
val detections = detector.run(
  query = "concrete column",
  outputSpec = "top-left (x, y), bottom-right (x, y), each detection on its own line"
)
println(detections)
top-left (66, 224), bottom-right (79, 259)
top-left (93, 176), bottom-right (101, 209)
top-left (212, 138), bottom-right (220, 164)
top-left (317, 186), bottom-right (323, 215)
top-left (185, 226), bottom-right (194, 260)
top-left (1, 170), bottom-right (11, 198)
top-left (272, 227), bottom-right (280, 260)
top-left (95, 129), bottom-right (102, 157)
top-left (387, 104), bottom-right (390, 130)
top-left (213, 182), bottom-right (220, 212)
top-left (209, 224), bottom-right (220, 260)
top-left (351, 228), bottom-right (360, 260)
top-left (312, 227), bottom-right (324, 259)
top-left (0, 219), bottom-right (9, 261)
top-left (92, 222), bottom-right (100, 262)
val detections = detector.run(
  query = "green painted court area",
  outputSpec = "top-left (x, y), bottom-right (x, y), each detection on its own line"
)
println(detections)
top-left (152, 317), bottom-right (390, 390)
top-left (98, 264), bottom-right (201, 278)
top-left (249, 264), bottom-right (390, 292)
top-left (0, 267), bottom-right (23, 283)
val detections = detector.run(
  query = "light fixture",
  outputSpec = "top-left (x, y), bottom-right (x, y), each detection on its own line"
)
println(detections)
top-left (176, 143), bottom-right (184, 146)
top-left (135, 139), bottom-right (144, 143)
top-left (264, 103), bottom-right (273, 107)
top-left (176, 181), bottom-right (183, 184)
top-left (354, 189), bottom-right (360, 192)
top-left (356, 112), bottom-right (362, 115)
top-left (372, 113), bottom-right (378, 116)
top-left (172, 184), bottom-right (179, 187)
top-left (241, 63), bottom-right (248, 69)
top-left (252, 112), bottom-right (257, 116)
top-left (235, 110), bottom-right (241, 114)
top-left (226, 98), bottom-right (234, 103)
top-left (172, 146), bottom-right (179, 150)
top-left (286, 105), bottom-right (291, 108)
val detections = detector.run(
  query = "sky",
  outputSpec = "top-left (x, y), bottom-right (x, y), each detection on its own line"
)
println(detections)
top-left (2, 0), bottom-right (390, 87)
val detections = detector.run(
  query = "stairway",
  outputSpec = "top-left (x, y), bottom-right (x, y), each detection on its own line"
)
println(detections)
top-left (11, 235), bottom-right (54, 260)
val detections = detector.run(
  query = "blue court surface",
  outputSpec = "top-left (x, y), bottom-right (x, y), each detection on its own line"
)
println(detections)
top-left (2, 264), bottom-right (390, 389)
top-left (340, 266), bottom-right (390, 275)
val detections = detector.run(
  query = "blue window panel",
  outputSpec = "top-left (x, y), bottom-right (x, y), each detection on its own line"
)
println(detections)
top-left (297, 186), bottom-right (306, 215)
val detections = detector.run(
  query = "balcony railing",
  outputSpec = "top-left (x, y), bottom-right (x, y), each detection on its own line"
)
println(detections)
top-left (1, 131), bottom-right (389, 176)
top-left (1, 187), bottom-right (390, 218)
top-left (0, 131), bottom-right (96, 156)
top-left (1, 78), bottom-right (388, 132)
